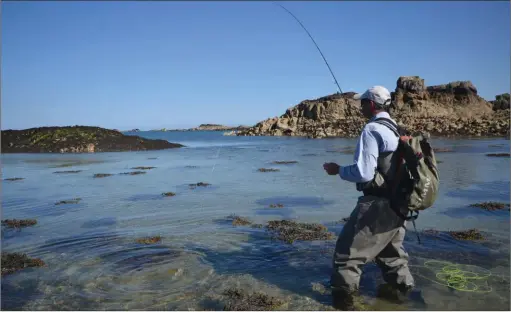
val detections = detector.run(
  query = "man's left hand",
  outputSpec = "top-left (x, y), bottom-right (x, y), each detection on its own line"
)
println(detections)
top-left (323, 162), bottom-right (340, 175)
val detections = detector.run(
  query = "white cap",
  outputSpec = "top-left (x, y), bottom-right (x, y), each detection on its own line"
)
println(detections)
top-left (353, 86), bottom-right (392, 106)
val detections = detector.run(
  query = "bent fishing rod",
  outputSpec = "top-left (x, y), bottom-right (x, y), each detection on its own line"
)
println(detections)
top-left (273, 2), bottom-right (343, 95)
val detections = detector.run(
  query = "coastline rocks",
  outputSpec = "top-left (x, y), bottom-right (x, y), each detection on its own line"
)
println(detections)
top-left (236, 76), bottom-right (510, 138)
top-left (1, 126), bottom-right (184, 153)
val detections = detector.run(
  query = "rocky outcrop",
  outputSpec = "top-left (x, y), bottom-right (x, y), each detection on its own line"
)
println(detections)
top-left (1, 126), bottom-right (184, 153)
top-left (490, 93), bottom-right (510, 111)
top-left (237, 76), bottom-right (509, 138)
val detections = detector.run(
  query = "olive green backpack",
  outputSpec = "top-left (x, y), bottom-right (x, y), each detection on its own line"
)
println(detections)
top-left (373, 118), bottom-right (440, 216)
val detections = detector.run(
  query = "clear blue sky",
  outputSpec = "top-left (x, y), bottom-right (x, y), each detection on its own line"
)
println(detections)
top-left (2, 1), bottom-right (510, 130)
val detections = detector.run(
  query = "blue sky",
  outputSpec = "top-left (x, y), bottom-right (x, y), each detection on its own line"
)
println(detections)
top-left (2, 1), bottom-right (510, 130)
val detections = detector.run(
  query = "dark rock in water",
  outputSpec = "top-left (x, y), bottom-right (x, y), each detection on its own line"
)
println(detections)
top-left (55, 198), bottom-right (82, 205)
top-left (131, 166), bottom-right (156, 170)
top-left (93, 173), bottom-right (113, 178)
top-left (119, 171), bottom-right (146, 176)
top-left (162, 192), bottom-right (176, 197)
top-left (448, 229), bottom-right (484, 241)
top-left (266, 220), bottom-right (335, 244)
top-left (3, 177), bottom-right (24, 181)
top-left (1, 252), bottom-right (45, 276)
top-left (433, 148), bottom-right (454, 153)
top-left (269, 204), bottom-right (284, 208)
top-left (257, 168), bottom-right (280, 173)
top-left (53, 170), bottom-right (82, 174)
top-left (222, 288), bottom-right (285, 311)
top-left (189, 182), bottom-right (211, 189)
top-left (1, 126), bottom-right (184, 153)
top-left (470, 202), bottom-right (510, 211)
top-left (1, 219), bottom-right (37, 229)
top-left (135, 236), bottom-right (162, 244)
top-left (272, 160), bottom-right (298, 165)
top-left (486, 153), bottom-right (510, 157)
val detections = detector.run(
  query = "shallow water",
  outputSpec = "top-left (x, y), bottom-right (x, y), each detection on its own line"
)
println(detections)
top-left (1, 131), bottom-right (510, 310)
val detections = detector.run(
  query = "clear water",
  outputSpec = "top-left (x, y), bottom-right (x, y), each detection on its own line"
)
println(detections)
top-left (1, 131), bottom-right (509, 310)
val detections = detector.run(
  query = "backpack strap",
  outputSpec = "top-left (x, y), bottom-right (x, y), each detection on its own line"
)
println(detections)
top-left (372, 117), bottom-right (400, 138)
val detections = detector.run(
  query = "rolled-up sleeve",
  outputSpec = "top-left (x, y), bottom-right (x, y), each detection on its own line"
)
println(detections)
top-left (339, 128), bottom-right (379, 183)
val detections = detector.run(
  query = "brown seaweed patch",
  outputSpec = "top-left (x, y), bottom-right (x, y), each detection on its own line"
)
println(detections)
top-left (162, 192), bottom-right (176, 197)
top-left (272, 160), bottom-right (298, 165)
top-left (266, 220), bottom-right (335, 244)
top-left (53, 170), bottom-right (82, 174)
top-left (486, 153), bottom-right (510, 157)
top-left (4, 177), bottom-right (24, 181)
top-left (257, 168), bottom-right (280, 172)
top-left (93, 173), bottom-right (113, 178)
top-left (1, 219), bottom-right (37, 229)
top-left (222, 288), bottom-right (285, 311)
top-left (135, 236), bottom-right (162, 244)
top-left (189, 182), bottom-right (211, 189)
top-left (1, 252), bottom-right (45, 276)
top-left (227, 214), bottom-right (252, 226)
top-left (470, 201), bottom-right (510, 211)
top-left (433, 148), bottom-right (454, 153)
top-left (131, 166), bottom-right (156, 170)
top-left (269, 204), bottom-right (284, 208)
top-left (119, 171), bottom-right (146, 175)
top-left (448, 229), bottom-right (484, 241)
top-left (55, 198), bottom-right (82, 205)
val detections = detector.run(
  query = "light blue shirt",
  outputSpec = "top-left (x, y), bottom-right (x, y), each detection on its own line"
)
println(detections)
top-left (339, 112), bottom-right (399, 183)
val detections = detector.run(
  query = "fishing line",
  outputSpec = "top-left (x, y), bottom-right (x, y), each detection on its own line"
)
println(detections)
top-left (273, 2), bottom-right (343, 94)
top-left (408, 260), bottom-right (505, 293)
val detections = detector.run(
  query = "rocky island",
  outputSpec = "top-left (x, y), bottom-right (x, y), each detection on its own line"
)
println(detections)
top-left (1, 126), bottom-right (184, 153)
top-left (236, 76), bottom-right (510, 138)
top-left (167, 124), bottom-right (250, 132)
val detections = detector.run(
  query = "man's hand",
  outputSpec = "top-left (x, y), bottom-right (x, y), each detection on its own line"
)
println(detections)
top-left (323, 162), bottom-right (340, 175)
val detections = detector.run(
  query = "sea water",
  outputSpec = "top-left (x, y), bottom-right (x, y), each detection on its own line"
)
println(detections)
top-left (1, 131), bottom-right (509, 310)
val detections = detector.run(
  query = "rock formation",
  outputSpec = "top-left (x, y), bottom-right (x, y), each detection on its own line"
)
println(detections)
top-left (1, 126), bottom-right (184, 153)
top-left (236, 76), bottom-right (509, 138)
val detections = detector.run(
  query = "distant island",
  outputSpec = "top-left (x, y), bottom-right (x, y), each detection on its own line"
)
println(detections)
top-left (1, 126), bottom-right (184, 153)
top-left (235, 76), bottom-right (510, 138)
top-left (142, 124), bottom-right (251, 133)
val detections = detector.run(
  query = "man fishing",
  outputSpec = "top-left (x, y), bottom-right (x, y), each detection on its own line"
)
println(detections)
top-left (323, 86), bottom-right (415, 310)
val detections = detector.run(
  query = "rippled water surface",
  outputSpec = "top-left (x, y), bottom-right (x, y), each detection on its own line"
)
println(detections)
top-left (2, 131), bottom-right (510, 310)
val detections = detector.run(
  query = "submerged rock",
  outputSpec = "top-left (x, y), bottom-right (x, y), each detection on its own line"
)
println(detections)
top-left (1, 219), bottom-right (37, 229)
top-left (266, 220), bottom-right (335, 244)
top-left (227, 215), bottom-right (252, 226)
top-left (135, 236), bottom-right (162, 244)
top-left (257, 168), bottom-right (280, 173)
top-left (162, 192), bottom-right (176, 197)
top-left (486, 153), bottom-right (510, 157)
top-left (53, 170), bottom-right (82, 174)
top-left (55, 198), bottom-right (82, 205)
top-left (222, 288), bottom-right (285, 311)
top-left (470, 202), bottom-right (510, 211)
top-left (131, 166), bottom-right (156, 170)
top-left (3, 178), bottom-right (24, 181)
top-left (1, 252), bottom-right (45, 276)
top-left (269, 204), bottom-right (284, 208)
top-left (119, 171), bottom-right (146, 175)
top-left (448, 229), bottom-right (484, 241)
top-left (189, 182), bottom-right (211, 189)
top-left (272, 160), bottom-right (298, 164)
top-left (93, 173), bottom-right (113, 178)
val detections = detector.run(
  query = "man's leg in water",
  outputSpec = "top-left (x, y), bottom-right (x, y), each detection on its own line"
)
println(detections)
top-left (330, 195), bottom-right (405, 309)
top-left (375, 226), bottom-right (415, 302)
